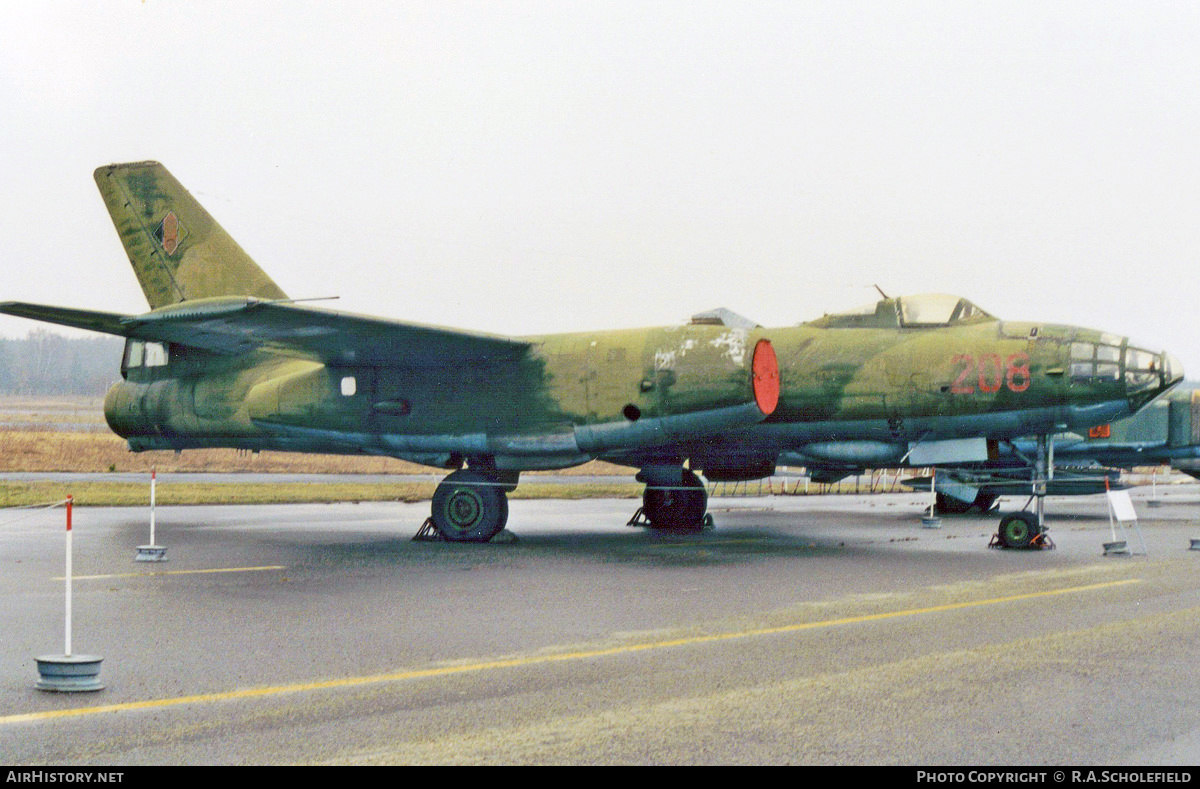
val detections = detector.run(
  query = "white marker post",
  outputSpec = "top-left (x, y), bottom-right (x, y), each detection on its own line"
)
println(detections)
top-left (64, 495), bottom-right (72, 656)
top-left (36, 496), bottom-right (104, 692)
top-left (1148, 466), bottom-right (1163, 507)
top-left (1107, 478), bottom-right (1119, 546)
top-left (922, 468), bottom-right (941, 527)
top-left (136, 469), bottom-right (167, 562)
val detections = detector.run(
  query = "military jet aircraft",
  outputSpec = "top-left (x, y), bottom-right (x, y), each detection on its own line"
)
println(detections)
top-left (1051, 383), bottom-right (1200, 475)
top-left (0, 162), bottom-right (1182, 546)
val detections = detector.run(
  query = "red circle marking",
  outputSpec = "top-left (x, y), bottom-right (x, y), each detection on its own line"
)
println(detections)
top-left (752, 339), bottom-right (780, 416)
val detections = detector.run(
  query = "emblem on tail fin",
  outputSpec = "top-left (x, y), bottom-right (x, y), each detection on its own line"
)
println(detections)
top-left (93, 161), bottom-right (288, 308)
top-left (152, 211), bottom-right (185, 256)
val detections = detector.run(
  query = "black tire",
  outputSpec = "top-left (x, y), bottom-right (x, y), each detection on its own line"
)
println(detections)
top-left (431, 470), bottom-right (509, 542)
top-left (935, 492), bottom-right (974, 514)
top-left (974, 492), bottom-right (999, 512)
top-left (997, 511), bottom-right (1039, 549)
top-left (642, 470), bottom-right (708, 529)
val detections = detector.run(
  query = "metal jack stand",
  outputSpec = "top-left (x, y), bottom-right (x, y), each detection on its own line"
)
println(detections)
top-left (412, 517), bottom-right (517, 543)
top-left (988, 529), bottom-right (1055, 550)
top-left (412, 517), bottom-right (447, 542)
top-left (627, 507), bottom-right (714, 531)
top-left (626, 507), bottom-right (650, 527)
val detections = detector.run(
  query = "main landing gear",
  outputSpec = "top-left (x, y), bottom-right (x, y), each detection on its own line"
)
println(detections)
top-left (628, 469), bottom-right (714, 531)
top-left (424, 469), bottom-right (511, 543)
top-left (421, 465), bottom-right (716, 542)
top-left (935, 491), bottom-right (999, 514)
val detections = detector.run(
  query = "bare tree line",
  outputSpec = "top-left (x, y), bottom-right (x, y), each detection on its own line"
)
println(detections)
top-left (0, 330), bottom-right (123, 396)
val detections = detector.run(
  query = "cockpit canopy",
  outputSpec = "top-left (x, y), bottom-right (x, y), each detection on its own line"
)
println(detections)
top-left (688, 307), bottom-right (761, 329)
top-left (806, 293), bottom-right (995, 329)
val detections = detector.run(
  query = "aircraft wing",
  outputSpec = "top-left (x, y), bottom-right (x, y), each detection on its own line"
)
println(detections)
top-left (0, 299), bottom-right (530, 367)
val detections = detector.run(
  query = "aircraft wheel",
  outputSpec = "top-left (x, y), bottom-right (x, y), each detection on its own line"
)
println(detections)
top-left (935, 493), bottom-right (974, 514)
top-left (431, 470), bottom-right (509, 542)
top-left (997, 511), bottom-right (1039, 549)
top-left (643, 470), bottom-right (708, 529)
top-left (975, 492), bottom-right (999, 512)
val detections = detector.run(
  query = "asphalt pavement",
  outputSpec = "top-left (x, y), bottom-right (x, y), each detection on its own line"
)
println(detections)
top-left (1, 486), bottom-right (1198, 765)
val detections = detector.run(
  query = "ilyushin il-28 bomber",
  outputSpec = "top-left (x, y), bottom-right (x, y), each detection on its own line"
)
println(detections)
top-left (0, 162), bottom-right (1182, 548)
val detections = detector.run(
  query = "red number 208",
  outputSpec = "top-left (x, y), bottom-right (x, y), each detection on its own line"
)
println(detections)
top-left (951, 353), bottom-right (1030, 394)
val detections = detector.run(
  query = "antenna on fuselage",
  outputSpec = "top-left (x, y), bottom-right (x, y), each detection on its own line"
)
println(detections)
top-left (258, 296), bottom-right (341, 305)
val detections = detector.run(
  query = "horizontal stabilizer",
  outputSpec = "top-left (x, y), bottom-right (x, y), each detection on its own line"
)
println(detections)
top-left (0, 302), bottom-right (130, 336)
top-left (0, 298), bottom-right (529, 367)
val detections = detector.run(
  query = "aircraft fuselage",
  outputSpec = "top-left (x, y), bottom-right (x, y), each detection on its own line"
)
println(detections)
top-left (103, 310), bottom-right (1176, 476)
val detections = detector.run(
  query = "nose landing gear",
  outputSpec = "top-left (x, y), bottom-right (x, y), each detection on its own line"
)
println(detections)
top-left (990, 510), bottom-right (1054, 550)
top-left (990, 434), bottom-right (1056, 550)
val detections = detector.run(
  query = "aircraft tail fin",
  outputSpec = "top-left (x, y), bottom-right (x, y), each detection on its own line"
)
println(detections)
top-left (94, 161), bottom-right (288, 309)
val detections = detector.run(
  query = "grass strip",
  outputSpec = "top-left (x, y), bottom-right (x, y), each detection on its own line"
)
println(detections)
top-left (0, 430), bottom-right (633, 477)
top-left (0, 481), bottom-right (643, 508)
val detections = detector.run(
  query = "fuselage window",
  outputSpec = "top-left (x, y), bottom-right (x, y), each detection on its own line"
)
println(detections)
top-left (124, 339), bottom-right (145, 369)
top-left (143, 342), bottom-right (169, 367)
top-left (341, 376), bottom-right (357, 397)
top-left (1071, 343), bottom-right (1128, 384)
top-left (121, 339), bottom-right (169, 374)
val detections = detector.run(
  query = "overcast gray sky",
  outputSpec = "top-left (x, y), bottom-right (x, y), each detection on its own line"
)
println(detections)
top-left (2, 2), bottom-right (1197, 374)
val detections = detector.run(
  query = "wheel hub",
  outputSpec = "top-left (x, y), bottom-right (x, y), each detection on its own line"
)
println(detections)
top-left (446, 490), bottom-right (482, 529)
top-left (1005, 520), bottom-right (1029, 542)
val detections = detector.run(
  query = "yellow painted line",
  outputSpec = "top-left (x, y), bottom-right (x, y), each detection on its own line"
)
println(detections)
top-left (52, 565), bottom-right (288, 581)
top-left (0, 577), bottom-right (1140, 726)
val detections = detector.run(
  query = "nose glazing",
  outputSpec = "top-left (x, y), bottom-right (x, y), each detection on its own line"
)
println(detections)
top-left (1122, 342), bottom-right (1183, 410)
top-left (1160, 352), bottom-right (1184, 389)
